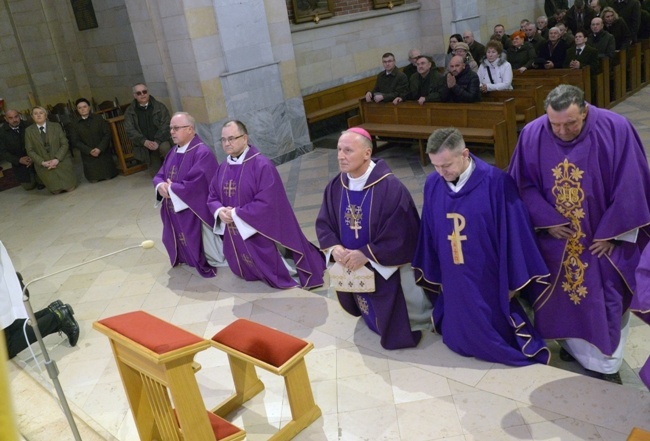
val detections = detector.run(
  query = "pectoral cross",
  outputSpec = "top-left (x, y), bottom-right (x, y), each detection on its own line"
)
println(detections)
top-left (345, 205), bottom-right (363, 239)
top-left (447, 213), bottom-right (467, 265)
top-left (223, 180), bottom-right (237, 197)
top-left (168, 165), bottom-right (178, 181)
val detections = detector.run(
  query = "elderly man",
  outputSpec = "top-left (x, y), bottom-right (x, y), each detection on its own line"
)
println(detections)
top-left (463, 30), bottom-right (486, 64)
top-left (440, 55), bottom-right (480, 102)
top-left (509, 85), bottom-right (650, 384)
top-left (537, 15), bottom-right (550, 39)
top-left (2, 241), bottom-right (79, 359)
top-left (403, 48), bottom-right (421, 79)
top-left (207, 120), bottom-right (325, 290)
top-left (536, 27), bottom-right (568, 69)
top-left (413, 127), bottom-right (550, 365)
top-left (153, 112), bottom-right (224, 278)
top-left (124, 83), bottom-right (172, 169)
top-left (0, 109), bottom-right (39, 191)
top-left (365, 52), bottom-right (408, 104)
top-left (588, 17), bottom-right (616, 58)
top-left (316, 128), bottom-right (431, 349)
top-left (396, 55), bottom-right (443, 105)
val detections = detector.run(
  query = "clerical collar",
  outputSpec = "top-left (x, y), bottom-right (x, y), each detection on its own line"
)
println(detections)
top-left (227, 146), bottom-right (250, 164)
top-left (447, 156), bottom-right (475, 192)
top-left (347, 161), bottom-right (376, 191)
top-left (176, 141), bottom-right (190, 153)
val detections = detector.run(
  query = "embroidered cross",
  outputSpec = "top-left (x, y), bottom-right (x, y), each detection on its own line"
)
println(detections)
top-left (168, 165), bottom-right (178, 181)
top-left (227, 223), bottom-right (238, 236)
top-left (223, 180), bottom-right (237, 197)
top-left (242, 254), bottom-right (254, 267)
top-left (178, 233), bottom-right (187, 247)
top-left (447, 213), bottom-right (467, 265)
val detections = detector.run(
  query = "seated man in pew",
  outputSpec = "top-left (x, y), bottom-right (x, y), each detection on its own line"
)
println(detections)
top-left (537, 15), bottom-right (550, 39)
top-left (441, 55), bottom-right (481, 103)
top-left (602, 7), bottom-right (633, 50)
top-left (365, 52), bottom-right (409, 105)
top-left (394, 55), bottom-right (444, 105)
top-left (525, 22), bottom-right (547, 53)
top-left (403, 48), bottom-right (421, 79)
top-left (589, 17), bottom-right (616, 58)
top-left (564, 30), bottom-right (600, 73)
top-left (534, 27), bottom-right (569, 69)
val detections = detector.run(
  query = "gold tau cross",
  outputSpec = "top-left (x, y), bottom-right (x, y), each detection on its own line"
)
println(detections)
top-left (223, 180), bottom-right (237, 197)
top-left (168, 165), bottom-right (178, 181)
top-left (345, 204), bottom-right (363, 239)
top-left (447, 213), bottom-right (467, 264)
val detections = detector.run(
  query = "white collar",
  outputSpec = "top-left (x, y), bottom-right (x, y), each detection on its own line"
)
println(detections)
top-left (447, 156), bottom-right (475, 192)
top-left (227, 146), bottom-right (250, 164)
top-left (176, 141), bottom-right (191, 153)
top-left (347, 161), bottom-right (376, 191)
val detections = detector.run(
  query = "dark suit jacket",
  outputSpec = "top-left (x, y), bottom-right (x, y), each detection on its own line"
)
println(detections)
top-left (565, 6), bottom-right (597, 34)
top-left (563, 44), bottom-right (601, 74)
top-left (0, 121), bottom-right (33, 182)
top-left (537, 39), bottom-right (569, 68)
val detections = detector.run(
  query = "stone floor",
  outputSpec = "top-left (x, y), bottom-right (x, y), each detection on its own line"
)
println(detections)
top-left (4, 88), bottom-right (650, 440)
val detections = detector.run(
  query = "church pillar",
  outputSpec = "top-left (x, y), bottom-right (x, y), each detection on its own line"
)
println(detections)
top-left (123, 0), bottom-right (310, 163)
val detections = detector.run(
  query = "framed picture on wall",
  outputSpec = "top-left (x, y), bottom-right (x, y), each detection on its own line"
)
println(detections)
top-left (372, 0), bottom-right (404, 9)
top-left (292, 0), bottom-right (334, 24)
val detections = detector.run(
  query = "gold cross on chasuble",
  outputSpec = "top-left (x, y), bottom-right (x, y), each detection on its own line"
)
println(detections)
top-left (447, 213), bottom-right (467, 264)
top-left (168, 165), bottom-right (178, 181)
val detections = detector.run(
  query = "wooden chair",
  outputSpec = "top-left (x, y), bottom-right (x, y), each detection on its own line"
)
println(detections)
top-left (96, 100), bottom-right (121, 119)
top-left (93, 311), bottom-right (246, 441)
top-left (106, 115), bottom-right (147, 175)
top-left (211, 318), bottom-right (322, 441)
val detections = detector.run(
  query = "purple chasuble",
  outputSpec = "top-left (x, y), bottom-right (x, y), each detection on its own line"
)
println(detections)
top-left (316, 159), bottom-right (422, 349)
top-left (206, 145), bottom-right (325, 289)
top-left (509, 104), bottom-right (650, 356)
top-left (413, 156), bottom-right (550, 366)
top-left (633, 245), bottom-right (650, 388)
top-left (153, 135), bottom-right (219, 278)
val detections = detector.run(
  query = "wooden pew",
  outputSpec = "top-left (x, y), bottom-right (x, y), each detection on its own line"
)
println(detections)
top-left (629, 42), bottom-right (642, 93)
top-left (480, 87), bottom-right (543, 123)
top-left (641, 39), bottom-right (650, 86)
top-left (106, 116), bottom-right (147, 175)
top-left (514, 67), bottom-right (591, 101)
top-left (349, 99), bottom-right (517, 169)
top-left (303, 76), bottom-right (376, 125)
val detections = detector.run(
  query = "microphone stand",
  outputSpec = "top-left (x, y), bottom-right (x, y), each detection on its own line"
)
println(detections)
top-left (20, 240), bottom-right (155, 441)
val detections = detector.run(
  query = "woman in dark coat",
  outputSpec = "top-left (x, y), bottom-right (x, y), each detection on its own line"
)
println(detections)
top-left (69, 98), bottom-right (117, 182)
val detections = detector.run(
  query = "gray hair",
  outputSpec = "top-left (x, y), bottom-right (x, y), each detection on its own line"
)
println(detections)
top-left (544, 85), bottom-right (586, 112)
top-left (426, 127), bottom-right (466, 154)
top-left (172, 111), bottom-right (195, 129)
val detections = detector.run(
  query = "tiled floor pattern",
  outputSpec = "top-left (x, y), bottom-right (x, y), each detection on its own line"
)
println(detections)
top-left (4, 89), bottom-right (650, 440)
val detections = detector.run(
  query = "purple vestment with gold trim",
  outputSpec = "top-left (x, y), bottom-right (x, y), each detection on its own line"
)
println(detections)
top-left (316, 159), bottom-right (422, 349)
top-left (413, 155), bottom-right (550, 366)
top-left (510, 104), bottom-right (650, 357)
top-left (206, 145), bottom-right (325, 289)
top-left (153, 135), bottom-right (219, 278)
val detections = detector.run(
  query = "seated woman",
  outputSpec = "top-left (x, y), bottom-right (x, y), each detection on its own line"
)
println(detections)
top-left (24, 106), bottom-right (77, 194)
top-left (444, 33), bottom-right (463, 68)
top-left (69, 98), bottom-right (117, 183)
top-left (452, 42), bottom-right (479, 72)
top-left (506, 30), bottom-right (537, 73)
top-left (477, 41), bottom-right (513, 92)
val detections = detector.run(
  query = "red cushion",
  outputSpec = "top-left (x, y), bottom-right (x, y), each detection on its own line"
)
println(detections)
top-left (173, 409), bottom-right (242, 440)
top-left (212, 319), bottom-right (308, 368)
top-left (99, 311), bottom-right (203, 354)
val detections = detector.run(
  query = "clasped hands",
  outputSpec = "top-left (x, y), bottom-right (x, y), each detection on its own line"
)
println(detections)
top-left (158, 179), bottom-right (173, 199)
top-left (144, 140), bottom-right (159, 151)
top-left (332, 245), bottom-right (368, 271)
top-left (41, 158), bottom-right (59, 170)
top-left (218, 207), bottom-right (235, 224)
top-left (547, 225), bottom-right (615, 257)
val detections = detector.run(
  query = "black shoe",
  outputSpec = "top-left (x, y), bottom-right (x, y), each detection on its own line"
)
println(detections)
top-left (52, 303), bottom-right (80, 347)
top-left (47, 300), bottom-right (64, 313)
top-left (601, 372), bottom-right (622, 384)
top-left (559, 347), bottom-right (576, 362)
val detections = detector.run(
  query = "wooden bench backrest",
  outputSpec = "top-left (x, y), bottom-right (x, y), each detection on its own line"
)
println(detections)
top-left (481, 87), bottom-right (544, 119)
top-left (303, 77), bottom-right (375, 114)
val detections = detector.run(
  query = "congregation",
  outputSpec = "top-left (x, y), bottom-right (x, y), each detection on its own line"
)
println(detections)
top-left (4, 2), bottom-right (650, 391)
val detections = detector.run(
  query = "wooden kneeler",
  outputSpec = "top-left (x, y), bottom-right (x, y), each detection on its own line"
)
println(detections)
top-left (211, 318), bottom-right (322, 441)
top-left (93, 311), bottom-right (245, 441)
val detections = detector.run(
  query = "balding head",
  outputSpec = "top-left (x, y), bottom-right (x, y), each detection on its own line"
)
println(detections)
top-left (337, 130), bottom-right (373, 178)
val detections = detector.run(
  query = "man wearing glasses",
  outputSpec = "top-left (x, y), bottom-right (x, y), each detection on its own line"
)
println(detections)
top-left (153, 112), bottom-right (224, 278)
top-left (124, 83), bottom-right (172, 170)
top-left (207, 120), bottom-right (325, 290)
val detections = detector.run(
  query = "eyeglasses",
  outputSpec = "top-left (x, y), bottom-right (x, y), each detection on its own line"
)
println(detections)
top-left (220, 134), bottom-right (245, 144)
top-left (169, 125), bottom-right (191, 132)
top-left (134, 90), bottom-right (148, 96)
